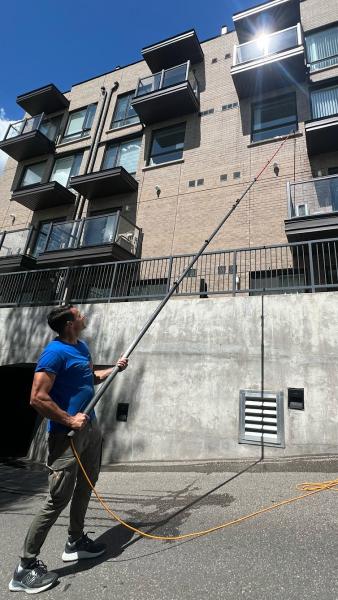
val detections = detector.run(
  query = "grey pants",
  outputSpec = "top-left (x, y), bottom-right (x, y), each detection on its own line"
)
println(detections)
top-left (21, 419), bottom-right (102, 561)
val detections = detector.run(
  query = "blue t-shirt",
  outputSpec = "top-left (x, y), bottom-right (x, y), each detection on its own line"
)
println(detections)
top-left (35, 338), bottom-right (95, 433)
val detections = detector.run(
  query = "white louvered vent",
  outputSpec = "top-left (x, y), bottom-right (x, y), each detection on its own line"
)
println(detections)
top-left (239, 390), bottom-right (284, 447)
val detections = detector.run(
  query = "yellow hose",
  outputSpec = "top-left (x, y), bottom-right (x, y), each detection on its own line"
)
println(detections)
top-left (71, 439), bottom-right (338, 541)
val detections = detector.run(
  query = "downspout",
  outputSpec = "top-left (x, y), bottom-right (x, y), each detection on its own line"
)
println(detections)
top-left (74, 81), bottom-right (119, 220)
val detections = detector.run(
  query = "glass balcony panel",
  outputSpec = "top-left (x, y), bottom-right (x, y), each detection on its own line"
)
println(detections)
top-left (0, 229), bottom-right (31, 257)
top-left (137, 73), bottom-right (162, 97)
top-left (39, 116), bottom-right (62, 141)
top-left (4, 113), bottom-right (60, 143)
top-left (6, 120), bottom-right (26, 139)
top-left (162, 64), bottom-right (187, 88)
top-left (136, 62), bottom-right (198, 99)
top-left (21, 116), bottom-right (41, 135)
top-left (115, 216), bottom-right (140, 255)
top-left (80, 214), bottom-right (118, 247)
top-left (289, 175), bottom-right (338, 217)
top-left (235, 25), bottom-right (299, 65)
top-left (46, 221), bottom-right (81, 251)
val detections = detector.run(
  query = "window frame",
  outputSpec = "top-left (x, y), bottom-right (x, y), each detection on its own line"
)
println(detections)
top-left (110, 91), bottom-right (140, 130)
top-left (19, 160), bottom-right (48, 189)
top-left (305, 23), bottom-right (338, 72)
top-left (101, 137), bottom-right (142, 175)
top-left (148, 123), bottom-right (186, 166)
top-left (251, 93), bottom-right (298, 142)
top-left (62, 103), bottom-right (97, 141)
top-left (49, 152), bottom-right (84, 188)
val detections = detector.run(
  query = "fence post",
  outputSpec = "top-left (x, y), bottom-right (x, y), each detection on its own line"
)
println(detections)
top-left (308, 241), bottom-right (316, 293)
top-left (232, 251), bottom-right (237, 296)
top-left (166, 256), bottom-right (174, 293)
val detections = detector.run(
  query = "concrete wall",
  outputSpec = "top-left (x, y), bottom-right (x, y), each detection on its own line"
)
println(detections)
top-left (1, 292), bottom-right (338, 463)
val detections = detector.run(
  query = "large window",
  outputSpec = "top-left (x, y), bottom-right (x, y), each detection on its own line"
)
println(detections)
top-left (102, 138), bottom-right (141, 174)
top-left (111, 92), bottom-right (139, 129)
top-left (251, 94), bottom-right (297, 142)
top-left (306, 25), bottom-right (338, 72)
top-left (20, 161), bottom-right (46, 188)
top-left (311, 84), bottom-right (338, 119)
top-left (63, 104), bottom-right (97, 141)
top-left (148, 123), bottom-right (186, 166)
top-left (49, 153), bottom-right (83, 187)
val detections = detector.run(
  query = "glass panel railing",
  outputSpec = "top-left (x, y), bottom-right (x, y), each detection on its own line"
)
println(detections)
top-left (136, 62), bottom-right (198, 99)
top-left (4, 113), bottom-right (60, 142)
top-left (289, 175), bottom-right (338, 218)
top-left (45, 221), bottom-right (81, 252)
top-left (79, 214), bottom-right (118, 247)
top-left (235, 25), bottom-right (300, 65)
top-left (0, 228), bottom-right (32, 257)
top-left (115, 215), bottom-right (140, 255)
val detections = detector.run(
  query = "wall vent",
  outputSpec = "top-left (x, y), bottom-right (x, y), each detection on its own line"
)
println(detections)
top-left (239, 390), bottom-right (284, 447)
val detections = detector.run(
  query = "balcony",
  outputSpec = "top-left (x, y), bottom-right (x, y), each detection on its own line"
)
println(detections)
top-left (233, 0), bottom-right (301, 44)
top-left (231, 24), bottom-right (305, 98)
top-left (305, 86), bottom-right (338, 156)
top-left (285, 175), bottom-right (338, 241)
top-left (17, 84), bottom-right (69, 116)
top-left (131, 62), bottom-right (199, 125)
top-left (70, 166), bottom-right (138, 199)
top-left (0, 113), bottom-right (58, 161)
top-left (0, 228), bottom-right (36, 271)
top-left (36, 212), bottom-right (141, 267)
top-left (142, 30), bottom-right (203, 73)
top-left (11, 181), bottom-right (76, 211)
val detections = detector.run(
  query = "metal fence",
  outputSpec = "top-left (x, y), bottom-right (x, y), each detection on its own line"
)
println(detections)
top-left (1, 238), bottom-right (338, 307)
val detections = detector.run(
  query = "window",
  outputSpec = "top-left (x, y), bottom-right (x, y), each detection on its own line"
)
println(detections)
top-left (32, 218), bottom-right (65, 257)
top-left (20, 161), bottom-right (46, 188)
top-left (63, 104), bottom-right (97, 140)
top-left (111, 92), bottom-right (139, 129)
top-left (148, 124), bottom-right (186, 166)
top-left (252, 94), bottom-right (297, 142)
top-left (102, 138), bottom-right (142, 174)
top-left (49, 153), bottom-right (83, 187)
top-left (306, 25), bottom-right (338, 72)
top-left (311, 84), bottom-right (338, 120)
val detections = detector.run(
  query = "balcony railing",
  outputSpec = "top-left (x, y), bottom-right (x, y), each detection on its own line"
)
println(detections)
top-left (288, 175), bottom-right (338, 218)
top-left (135, 61), bottom-right (199, 99)
top-left (233, 24), bottom-right (301, 66)
top-left (4, 113), bottom-right (59, 142)
top-left (38, 213), bottom-right (140, 256)
top-left (0, 227), bottom-right (32, 257)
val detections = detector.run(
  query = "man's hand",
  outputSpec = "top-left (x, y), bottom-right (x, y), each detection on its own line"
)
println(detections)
top-left (117, 356), bottom-right (128, 371)
top-left (70, 413), bottom-right (89, 430)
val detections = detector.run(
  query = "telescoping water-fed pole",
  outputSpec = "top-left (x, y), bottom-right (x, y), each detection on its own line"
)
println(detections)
top-left (68, 131), bottom-right (294, 438)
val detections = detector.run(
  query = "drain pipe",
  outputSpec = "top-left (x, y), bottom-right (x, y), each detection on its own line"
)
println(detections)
top-left (74, 81), bottom-right (119, 220)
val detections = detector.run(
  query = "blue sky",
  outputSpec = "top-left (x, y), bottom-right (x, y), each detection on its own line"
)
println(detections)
top-left (0, 0), bottom-right (260, 122)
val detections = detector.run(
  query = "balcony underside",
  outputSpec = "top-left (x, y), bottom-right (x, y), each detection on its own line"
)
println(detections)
top-left (17, 84), bottom-right (69, 116)
top-left (305, 117), bottom-right (338, 156)
top-left (70, 167), bottom-right (138, 199)
top-left (0, 130), bottom-right (55, 161)
top-left (233, 0), bottom-right (300, 43)
top-left (131, 82), bottom-right (199, 125)
top-left (11, 181), bottom-right (75, 211)
top-left (0, 254), bottom-right (36, 272)
top-left (36, 242), bottom-right (135, 267)
top-left (231, 47), bottom-right (305, 99)
top-left (285, 213), bottom-right (338, 242)
top-left (142, 30), bottom-right (204, 72)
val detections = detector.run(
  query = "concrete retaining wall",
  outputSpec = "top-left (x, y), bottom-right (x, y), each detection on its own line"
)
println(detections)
top-left (1, 293), bottom-right (337, 463)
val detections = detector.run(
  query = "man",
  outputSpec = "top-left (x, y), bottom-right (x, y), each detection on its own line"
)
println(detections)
top-left (9, 304), bottom-right (128, 594)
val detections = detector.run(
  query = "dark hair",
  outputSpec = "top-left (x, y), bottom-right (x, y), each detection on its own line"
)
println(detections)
top-left (47, 304), bottom-right (75, 334)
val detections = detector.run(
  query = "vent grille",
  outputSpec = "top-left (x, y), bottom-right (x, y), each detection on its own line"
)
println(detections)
top-left (239, 390), bottom-right (284, 447)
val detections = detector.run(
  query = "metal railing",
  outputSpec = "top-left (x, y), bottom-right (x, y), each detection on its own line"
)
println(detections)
top-left (40, 212), bottom-right (141, 256)
top-left (135, 61), bottom-right (199, 98)
top-left (288, 175), bottom-right (338, 218)
top-left (4, 113), bottom-right (59, 142)
top-left (233, 24), bottom-right (302, 66)
top-left (0, 227), bottom-right (33, 257)
top-left (1, 238), bottom-right (338, 307)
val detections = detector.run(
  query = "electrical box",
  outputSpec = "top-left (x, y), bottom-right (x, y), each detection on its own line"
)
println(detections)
top-left (288, 388), bottom-right (304, 410)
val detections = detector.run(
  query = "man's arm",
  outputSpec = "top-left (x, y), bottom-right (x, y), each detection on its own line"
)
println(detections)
top-left (30, 371), bottom-right (88, 430)
top-left (93, 357), bottom-right (128, 384)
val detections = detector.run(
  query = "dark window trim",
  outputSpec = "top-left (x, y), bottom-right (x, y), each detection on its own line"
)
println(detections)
top-left (110, 91), bottom-right (140, 129)
top-left (18, 160), bottom-right (48, 190)
top-left (251, 92), bottom-right (298, 142)
top-left (148, 122), bottom-right (186, 166)
top-left (62, 103), bottom-right (97, 141)
top-left (101, 137), bottom-right (142, 174)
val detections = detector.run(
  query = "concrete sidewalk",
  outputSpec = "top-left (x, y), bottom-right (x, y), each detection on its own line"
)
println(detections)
top-left (0, 457), bottom-right (337, 600)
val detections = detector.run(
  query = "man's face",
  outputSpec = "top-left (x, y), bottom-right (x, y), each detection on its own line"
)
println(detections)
top-left (69, 307), bottom-right (87, 334)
